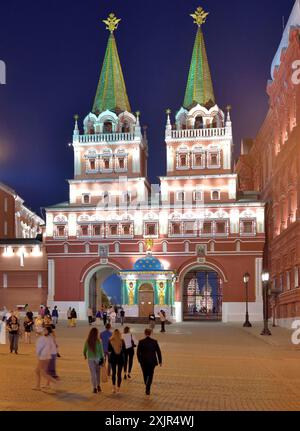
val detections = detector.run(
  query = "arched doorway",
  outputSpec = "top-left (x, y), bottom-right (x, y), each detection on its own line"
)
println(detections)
top-left (85, 265), bottom-right (122, 314)
top-left (139, 283), bottom-right (154, 317)
top-left (183, 269), bottom-right (222, 321)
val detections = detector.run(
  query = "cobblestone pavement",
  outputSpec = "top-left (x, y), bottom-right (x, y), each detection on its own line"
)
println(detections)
top-left (0, 321), bottom-right (299, 411)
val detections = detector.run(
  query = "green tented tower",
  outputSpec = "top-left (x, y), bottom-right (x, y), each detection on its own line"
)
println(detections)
top-left (183, 7), bottom-right (215, 109)
top-left (92, 13), bottom-right (131, 114)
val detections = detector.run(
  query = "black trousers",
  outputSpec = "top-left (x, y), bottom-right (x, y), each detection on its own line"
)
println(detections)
top-left (124, 347), bottom-right (134, 374)
top-left (111, 361), bottom-right (123, 387)
top-left (88, 316), bottom-right (93, 325)
top-left (141, 364), bottom-right (155, 392)
top-left (160, 321), bottom-right (166, 332)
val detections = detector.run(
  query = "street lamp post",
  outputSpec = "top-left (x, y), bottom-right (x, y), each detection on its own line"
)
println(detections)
top-left (261, 271), bottom-right (272, 336)
top-left (243, 272), bottom-right (252, 327)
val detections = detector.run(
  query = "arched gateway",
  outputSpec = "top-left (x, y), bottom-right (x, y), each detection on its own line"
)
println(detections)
top-left (182, 268), bottom-right (223, 321)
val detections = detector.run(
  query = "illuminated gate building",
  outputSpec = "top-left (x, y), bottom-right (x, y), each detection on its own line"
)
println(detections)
top-left (45, 9), bottom-right (265, 322)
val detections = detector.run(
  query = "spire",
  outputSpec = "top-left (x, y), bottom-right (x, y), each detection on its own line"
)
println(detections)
top-left (183, 7), bottom-right (215, 110)
top-left (92, 13), bottom-right (131, 115)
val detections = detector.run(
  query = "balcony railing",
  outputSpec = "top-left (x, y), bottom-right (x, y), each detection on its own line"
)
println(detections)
top-left (78, 132), bottom-right (136, 143)
top-left (170, 128), bottom-right (227, 140)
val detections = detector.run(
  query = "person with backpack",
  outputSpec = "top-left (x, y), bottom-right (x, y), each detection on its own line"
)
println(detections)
top-left (122, 326), bottom-right (138, 380)
top-left (83, 327), bottom-right (104, 394)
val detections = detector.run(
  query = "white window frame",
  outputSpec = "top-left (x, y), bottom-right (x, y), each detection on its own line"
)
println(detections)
top-left (193, 190), bottom-right (203, 202)
top-left (176, 191), bottom-right (185, 202)
top-left (207, 149), bottom-right (221, 169)
top-left (240, 219), bottom-right (256, 237)
top-left (192, 151), bottom-right (206, 170)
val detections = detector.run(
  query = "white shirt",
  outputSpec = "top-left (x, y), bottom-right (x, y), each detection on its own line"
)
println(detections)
top-left (36, 336), bottom-right (52, 360)
top-left (122, 333), bottom-right (138, 349)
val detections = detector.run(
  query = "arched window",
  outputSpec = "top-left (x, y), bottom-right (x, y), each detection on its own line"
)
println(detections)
top-left (122, 122), bottom-right (130, 133)
top-left (195, 116), bottom-right (204, 129)
top-left (103, 121), bottom-right (112, 133)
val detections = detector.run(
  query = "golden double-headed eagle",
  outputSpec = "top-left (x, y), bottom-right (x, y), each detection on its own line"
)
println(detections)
top-left (190, 6), bottom-right (209, 27)
top-left (103, 13), bottom-right (121, 33)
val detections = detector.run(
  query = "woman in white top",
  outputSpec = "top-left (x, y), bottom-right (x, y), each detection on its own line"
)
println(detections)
top-left (0, 319), bottom-right (6, 344)
top-left (33, 327), bottom-right (57, 391)
top-left (122, 327), bottom-right (138, 379)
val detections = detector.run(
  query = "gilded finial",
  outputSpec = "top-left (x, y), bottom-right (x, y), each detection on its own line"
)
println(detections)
top-left (166, 109), bottom-right (171, 115)
top-left (145, 239), bottom-right (154, 253)
top-left (136, 111), bottom-right (140, 117)
top-left (190, 6), bottom-right (209, 27)
top-left (74, 114), bottom-right (79, 121)
top-left (226, 105), bottom-right (232, 112)
top-left (103, 13), bottom-right (121, 33)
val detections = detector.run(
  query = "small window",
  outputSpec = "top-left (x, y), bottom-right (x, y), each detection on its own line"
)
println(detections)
top-left (118, 158), bottom-right (125, 169)
top-left (195, 116), bottom-right (204, 129)
top-left (89, 159), bottom-right (96, 170)
top-left (202, 222), bottom-right (212, 235)
top-left (177, 192), bottom-right (185, 202)
top-left (180, 155), bottom-right (187, 167)
top-left (216, 222), bottom-right (226, 234)
top-left (81, 225), bottom-right (89, 236)
top-left (57, 226), bottom-right (65, 237)
top-left (122, 122), bottom-right (130, 133)
top-left (83, 194), bottom-right (90, 204)
top-left (210, 154), bottom-right (218, 166)
top-left (194, 191), bottom-right (203, 202)
top-left (110, 225), bottom-right (118, 236)
top-left (195, 154), bottom-right (203, 166)
top-left (184, 221), bottom-right (196, 235)
top-left (103, 159), bottom-right (110, 169)
top-left (212, 191), bottom-right (220, 201)
top-left (122, 224), bottom-right (131, 236)
top-left (242, 221), bottom-right (253, 234)
top-left (93, 225), bottom-right (102, 236)
top-left (103, 122), bottom-right (112, 133)
top-left (172, 222), bottom-right (181, 235)
top-left (146, 223), bottom-right (156, 236)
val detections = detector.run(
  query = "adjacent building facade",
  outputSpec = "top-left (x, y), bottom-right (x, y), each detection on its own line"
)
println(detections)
top-left (45, 9), bottom-right (265, 322)
top-left (236, 0), bottom-right (300, 328)
top-left (0, 183), bottom-right (47, 310)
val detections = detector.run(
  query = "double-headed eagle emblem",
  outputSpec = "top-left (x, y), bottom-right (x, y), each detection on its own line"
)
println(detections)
top-left (103, 13), bottom-right (121, 33)
top-left (190, 6), bottom-right (209, 27)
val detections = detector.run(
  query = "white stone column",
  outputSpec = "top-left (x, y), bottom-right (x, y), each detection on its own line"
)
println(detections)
top-left (255, 257), bottom-right (263, 300)
top-left (48, 259), bottom-right (55, 301)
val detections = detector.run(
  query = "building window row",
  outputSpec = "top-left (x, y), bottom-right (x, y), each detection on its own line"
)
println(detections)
top-left (176, 149), bottom-right (221, 170)
top-left (85, 153), bottom-right (128, 174)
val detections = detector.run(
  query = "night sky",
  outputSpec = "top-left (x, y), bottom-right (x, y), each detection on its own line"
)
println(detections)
top-left (0, 0), bottom-right (295, 216)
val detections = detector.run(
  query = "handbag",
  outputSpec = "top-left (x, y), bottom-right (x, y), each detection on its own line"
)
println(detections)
top-left (101, 364), bottom-right (108, 383)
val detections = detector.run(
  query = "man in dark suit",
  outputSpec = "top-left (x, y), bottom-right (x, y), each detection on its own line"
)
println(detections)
top-left (137, 328), bottom-right (162, 395)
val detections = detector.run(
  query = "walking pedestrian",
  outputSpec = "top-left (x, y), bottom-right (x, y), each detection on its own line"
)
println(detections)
top-left (33, 327), bottom-right (57, 391)
top-left (51, 306), bottom-right (59, 325)
top-left (24, 315), bottom-right (34, 344)
top-left (158, 310), bottom-right (167, 333)
top-left (87, 307), bottom-right (93, 326)
top-left (149, 313), bottom-right (156, 331)
top-left (67, 307), bottom-right (72, 326)
top-left (44, 306), bottom-right (51, 317)
top-left (34, 315), bottom-right (44, 336)
top-left (137, 328), bottom-right (162, 396)
top-left (120, 308), bottom-right (125, 326)
top-left (108, 329), bottom-right (126, 393)
top-left (7, 315), bottom-right (20, 354)
top-left (83, 327), bottom-right (104, 394)
top-left (47, 328), bottom-right (59, 381)
top-left (100, 323), bottom-right (113, 376)
top-left (71, 308), bottom-right (77, 327)
top-left (102, 309), bottom-right (108, 326)
top-left (96, 309), bottom-right (102, 325)
top-left (122, 326), bottom-right (137, 380)
top-left (109, 309), bottom-right (116, 326)
top-left (26, 309), bottom-right (34, 321)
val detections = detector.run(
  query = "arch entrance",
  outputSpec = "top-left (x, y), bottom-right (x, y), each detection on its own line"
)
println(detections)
top-left (182, 268), bottom-right (223, 321)
top-left (84, 265), bottom-right (122, 314)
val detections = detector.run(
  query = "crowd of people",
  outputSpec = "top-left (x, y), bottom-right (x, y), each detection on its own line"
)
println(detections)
top-left (0, 304), bottom-right (166, 396)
